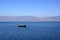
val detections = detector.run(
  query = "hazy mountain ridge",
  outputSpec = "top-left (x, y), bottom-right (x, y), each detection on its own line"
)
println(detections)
top-left (0, 16), bottom-right (60, 21)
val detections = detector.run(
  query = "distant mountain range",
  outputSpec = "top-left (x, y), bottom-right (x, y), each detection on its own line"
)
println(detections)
top-left (0, 16), bottom-right (60, 22)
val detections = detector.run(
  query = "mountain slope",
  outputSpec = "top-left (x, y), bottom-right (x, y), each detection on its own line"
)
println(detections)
top-left (0, 16), bottom-right (60, 21)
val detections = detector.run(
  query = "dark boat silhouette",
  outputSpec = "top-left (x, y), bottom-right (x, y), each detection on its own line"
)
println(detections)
top-left (17, 24), bottom-right (26, 28)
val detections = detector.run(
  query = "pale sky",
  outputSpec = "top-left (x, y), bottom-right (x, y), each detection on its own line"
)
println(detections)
top-left (0, 0), bottom-right (60, 17)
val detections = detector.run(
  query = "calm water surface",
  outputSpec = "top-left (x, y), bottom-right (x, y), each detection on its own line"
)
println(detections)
top-left (0, 22), bottom-right (60, 40)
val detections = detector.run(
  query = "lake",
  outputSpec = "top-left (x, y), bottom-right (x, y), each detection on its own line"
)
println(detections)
top-left (0, 22), bottom-right (60, 40)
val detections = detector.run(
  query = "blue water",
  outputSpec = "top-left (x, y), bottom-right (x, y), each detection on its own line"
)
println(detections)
top-left (0, 22), bottom-right (60, 40)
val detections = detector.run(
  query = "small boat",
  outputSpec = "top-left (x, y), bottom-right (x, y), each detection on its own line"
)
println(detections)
top-left (17, 24), bottom-right (26, 28)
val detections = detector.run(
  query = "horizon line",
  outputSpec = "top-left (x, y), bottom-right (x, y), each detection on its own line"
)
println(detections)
top-left (0, 15), bottom-right (60, 17)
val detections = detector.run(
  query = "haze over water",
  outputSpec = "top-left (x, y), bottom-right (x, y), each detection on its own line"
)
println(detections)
top-left (0, 0), bottom-right (60, 40)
